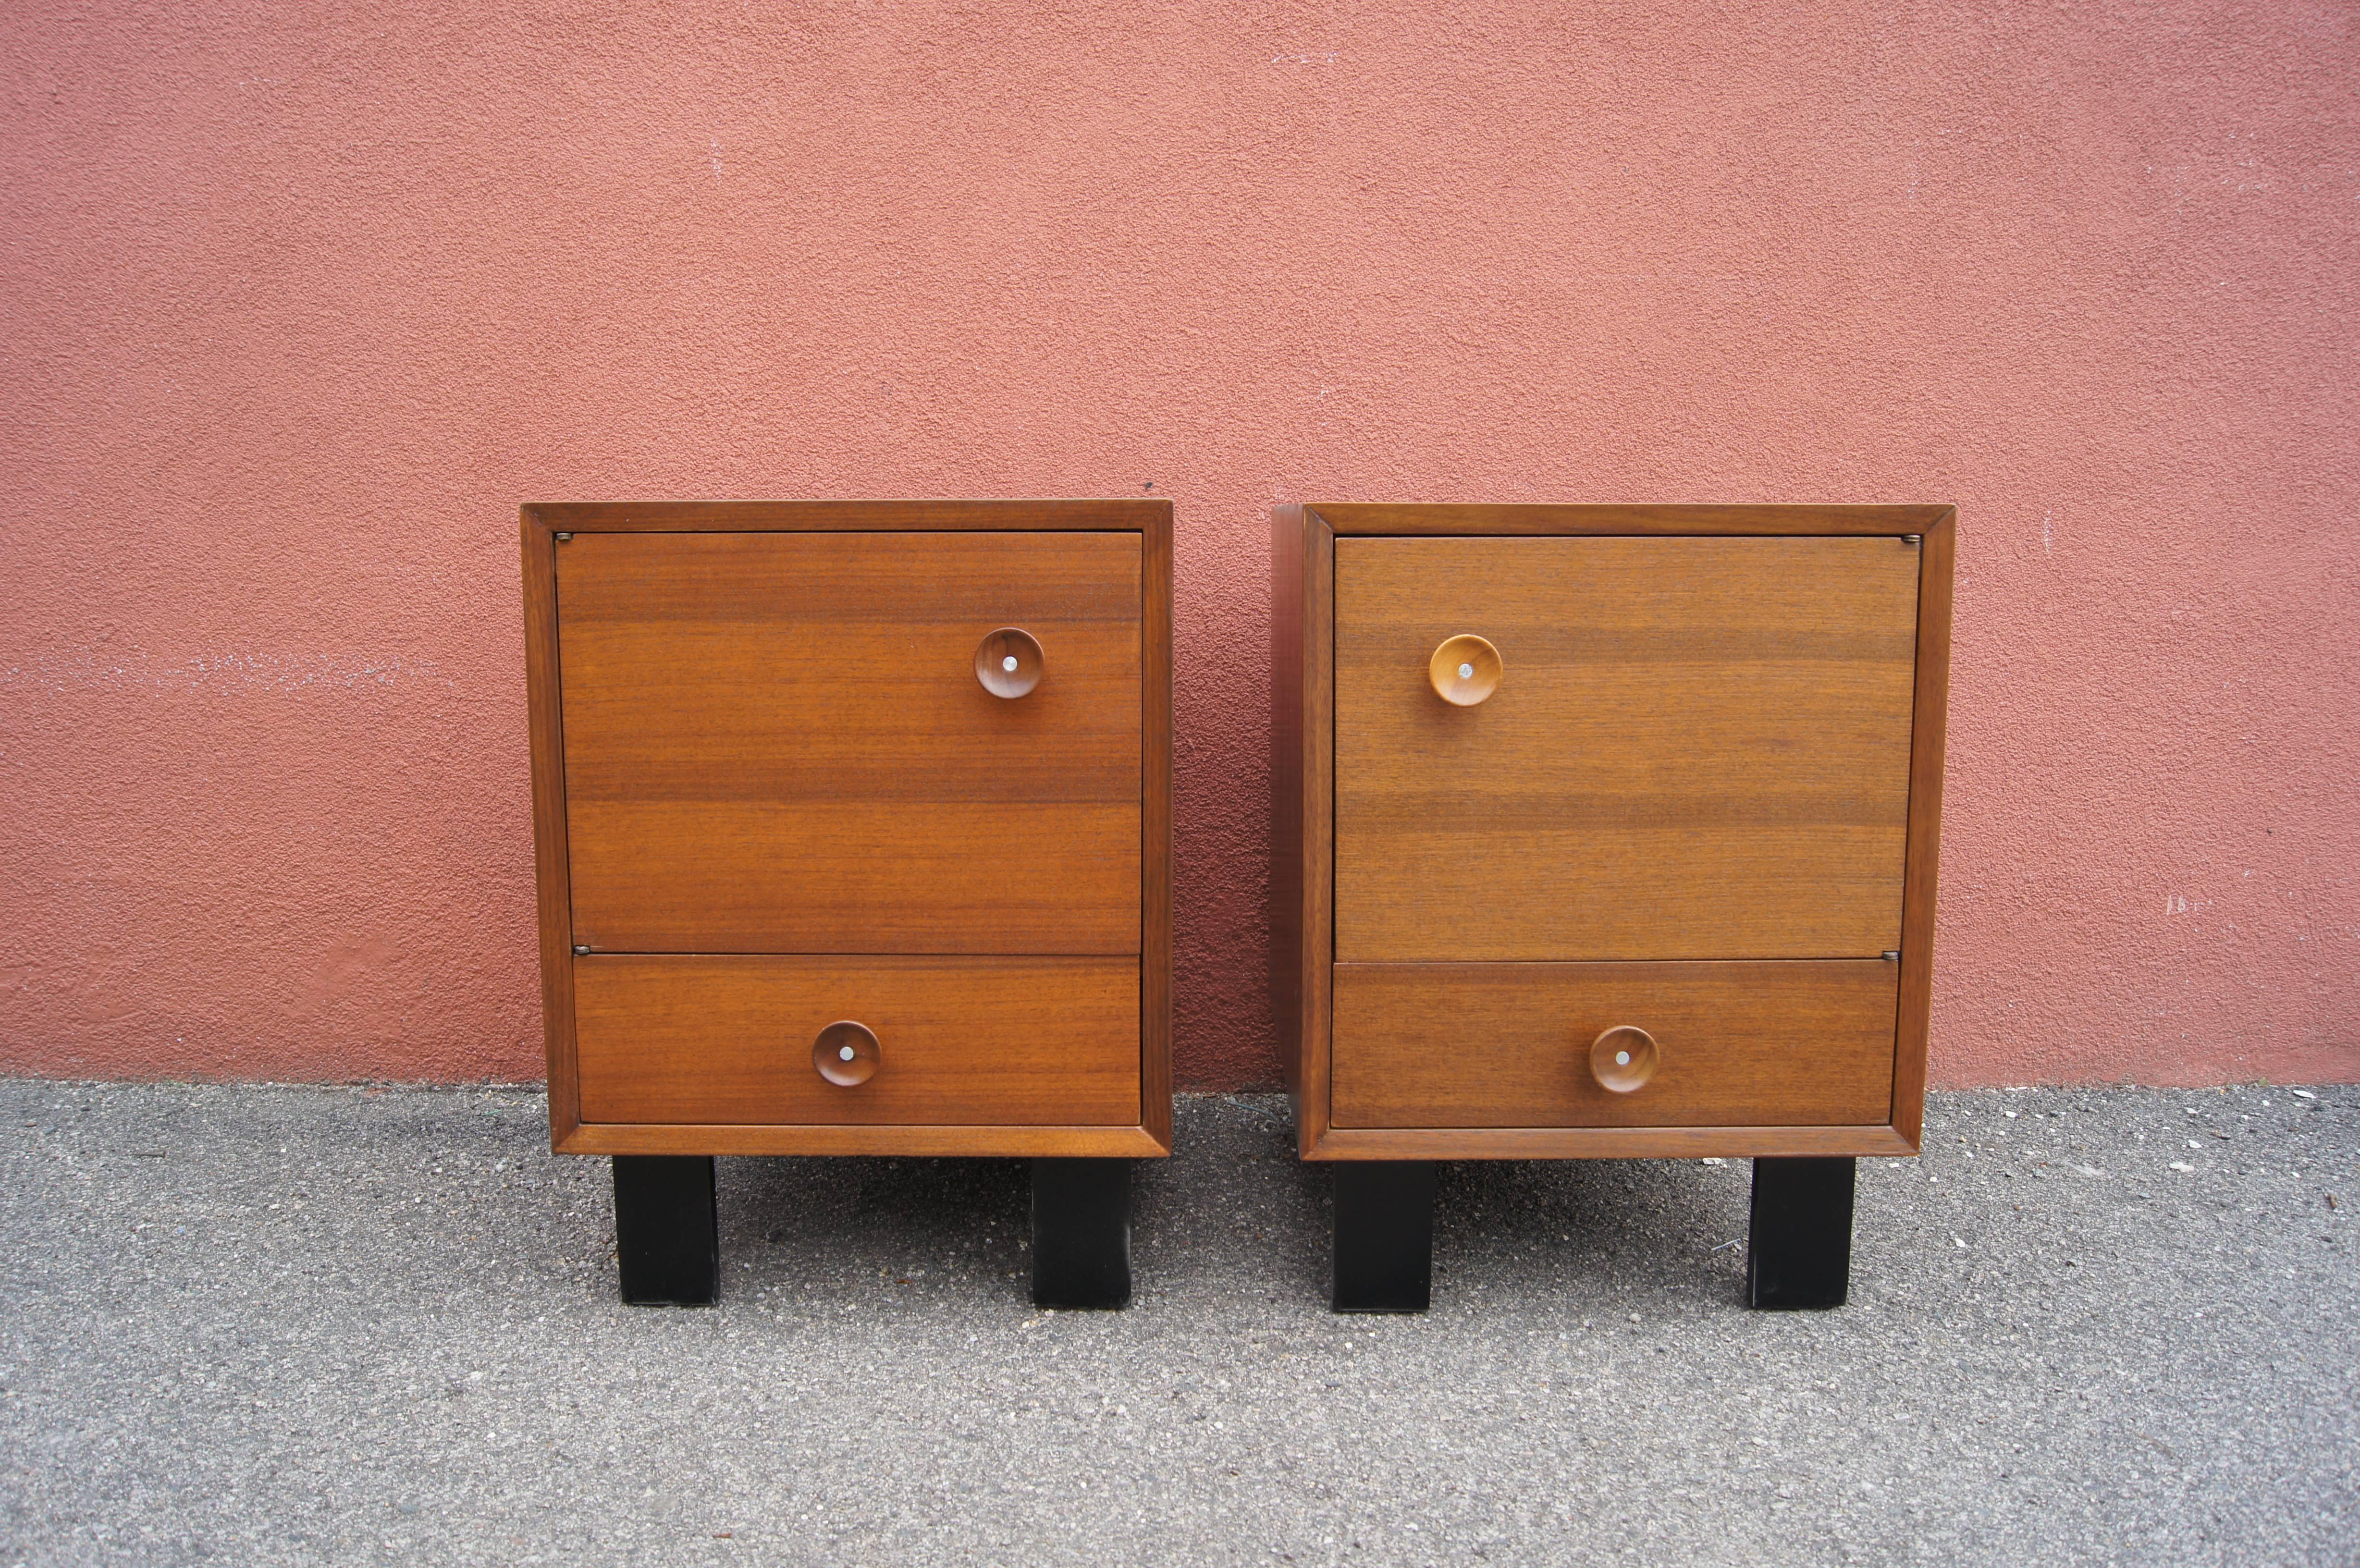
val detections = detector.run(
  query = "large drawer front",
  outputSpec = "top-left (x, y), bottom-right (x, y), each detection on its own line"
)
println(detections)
top-left (559, 530), bottom-right (1142, 955)
top-left (1333, 535), bottom-right (1918, 962)
top-left (575, 956), bottom-right (1141, 1126)
top-left (1331, 961), bottom-right (1896, 1128)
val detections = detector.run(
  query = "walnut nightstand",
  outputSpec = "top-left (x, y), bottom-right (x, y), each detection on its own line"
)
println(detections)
top-left (525, 500), bottom-right (1171, 1307)
top-left (1272, 504), bottom-right (1954, 1311)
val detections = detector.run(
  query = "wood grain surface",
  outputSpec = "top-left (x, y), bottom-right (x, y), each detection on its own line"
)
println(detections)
top-left (1331, 960), bottom-right (1898, 1128)
top-left (557, 1123), bottom-right (1170, 1158)
top-left (1270, 506), bottom-right (1305, 1098)
top-left (526, 499), bottom-right (1166, 532)
top-left (1269, 505), bottom-right (1337, 1149)
top-left (1304, 1124), bottom-right (1917, 1161)
top-left (1139, 503), bottom-right (1174, 1148)
top-left (574, 955), bottom-right (1141, 1126)
top-left (521, 511), bottom-right (582, 1145)
top-left (1312, 503), bottom-right (1952, 537)
top-left (1334, 535), bottom-right (1920, 961)
top-left (559, 530), bottom-right (1142, 954)
top-left (1891, 508), bottom-right (1957, 1148)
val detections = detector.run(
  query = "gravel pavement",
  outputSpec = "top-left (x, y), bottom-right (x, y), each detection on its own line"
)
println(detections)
top-left (1, 1080), bottom-right (2353, 1566)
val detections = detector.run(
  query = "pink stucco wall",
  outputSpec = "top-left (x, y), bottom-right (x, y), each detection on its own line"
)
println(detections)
top-left (3, 2), bottom-right (2354, 1091)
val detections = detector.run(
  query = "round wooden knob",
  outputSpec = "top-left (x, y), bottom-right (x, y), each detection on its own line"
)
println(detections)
top-left (1589, 1025), bottom-right (1657, 1093)
top-left (975, 627), bottom-right (1044, 698)
top-left (1429, 634), bottom-right (1502, 706)
top-left (813, 1020), bottom-right (880, 1087)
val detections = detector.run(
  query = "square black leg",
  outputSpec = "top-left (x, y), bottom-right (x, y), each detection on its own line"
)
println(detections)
top-left (613, 1155), bottom-right (718, 1307)
top-left (1031, 1158), bottom-right (1131, 1309)
top-left (1746, 1155), bottom-right (1855, 1310)
top-left (1332, 1160), bottom-right (1436, 1313)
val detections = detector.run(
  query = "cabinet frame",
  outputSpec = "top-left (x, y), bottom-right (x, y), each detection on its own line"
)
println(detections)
top-left (525, 500), bottom-right (1173, 1158)
top-left (1272, 503), bottom-right (1955, 1161)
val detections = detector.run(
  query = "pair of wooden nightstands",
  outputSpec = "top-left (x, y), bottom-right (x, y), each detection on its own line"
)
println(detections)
top-left (523, 500), bottom-right (1952, 1314)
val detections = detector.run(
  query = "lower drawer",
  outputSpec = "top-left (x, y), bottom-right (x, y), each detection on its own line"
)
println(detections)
top-left (1331, 961), bottom-right (1896, 1128)
top-left (575, 956), bottom-right (1140, 1126)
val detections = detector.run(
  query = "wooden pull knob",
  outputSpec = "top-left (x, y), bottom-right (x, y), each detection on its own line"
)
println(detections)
top-left (1589, 1025), bottom-right (1657, 1093)
top-left (813, 1020), bottom-right (880, 1086)
top-left (975, 626), bottom-right (1044, 698)
top-left (1429, 634), bottom-right (1501, 706)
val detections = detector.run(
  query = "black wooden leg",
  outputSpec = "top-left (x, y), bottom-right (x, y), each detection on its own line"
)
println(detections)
top-left (1332, 1161), bottom-right (1436, 1313)
top-left (1031, 1158), bottom-right (1131, 1308)
top-left (1746, 1156), bottom-right (1855, 1310)
top-left (613, 1155), bottom-right (718, 1307)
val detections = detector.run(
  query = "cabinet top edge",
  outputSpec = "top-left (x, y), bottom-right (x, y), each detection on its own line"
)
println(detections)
top-left (524, 499), bottom-right (1170, 531)
top-left (1303, 503), bottom-right (1955, 536)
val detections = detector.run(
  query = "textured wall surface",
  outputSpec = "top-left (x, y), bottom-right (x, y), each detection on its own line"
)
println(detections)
top-left (3, 1), bottom-right (2354, 1090)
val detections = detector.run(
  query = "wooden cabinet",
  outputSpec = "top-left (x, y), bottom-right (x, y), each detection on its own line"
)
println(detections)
top-left (525, 501), bottom-right (1171, 1308)
top-left (1273, 504), bottom-right (1954, 1311)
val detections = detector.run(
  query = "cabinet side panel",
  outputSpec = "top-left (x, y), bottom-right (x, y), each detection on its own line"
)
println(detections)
top-left (1141, 502), bottom-right (1173, 1151)
top-left (1270, 507), bottom-right (1305, 1108)
top-left (1299, 512), bottom-right (1336, 1152)
top-left (521, 508), bottom-right (579, 1148)
top-left (1893, 510), bottom-right (1956, 1149)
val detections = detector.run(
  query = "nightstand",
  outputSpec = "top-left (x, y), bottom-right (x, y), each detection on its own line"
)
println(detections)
top-left (1272, 504), bottom-right (1953, 1310)
top-left (525, 500), bottom-right (1171, 1307)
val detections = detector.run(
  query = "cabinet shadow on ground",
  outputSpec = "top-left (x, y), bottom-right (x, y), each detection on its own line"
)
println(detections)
top-left (703, 1095), bottom-right (1758, 1314)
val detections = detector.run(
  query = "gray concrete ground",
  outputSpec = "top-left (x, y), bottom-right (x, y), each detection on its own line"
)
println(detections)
top-left (0, 1082), bottom-right (2352, 1567)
